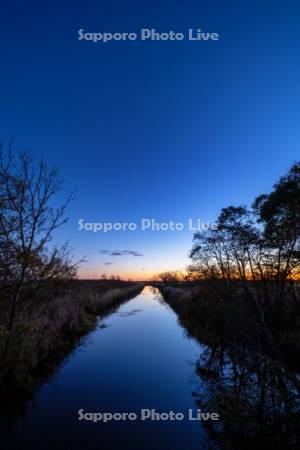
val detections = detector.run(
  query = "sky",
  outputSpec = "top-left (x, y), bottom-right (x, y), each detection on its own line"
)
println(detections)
top-left (0, 0), bottom-right (299, 280)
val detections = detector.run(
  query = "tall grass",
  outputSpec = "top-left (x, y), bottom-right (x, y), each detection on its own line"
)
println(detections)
top-left (0, 283), bottom-right (144, 393)
top-left (158, 282), bottom-right (300, 370)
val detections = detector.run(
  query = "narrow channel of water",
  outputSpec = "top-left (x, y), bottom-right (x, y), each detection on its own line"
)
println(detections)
top-left (1, 286), bottom-right (209, 450)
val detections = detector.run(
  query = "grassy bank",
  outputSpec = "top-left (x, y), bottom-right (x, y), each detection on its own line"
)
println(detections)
top-left (0, 281), bottom-right (144, 394)
top-left (158, 281), bottom-right (300, 370)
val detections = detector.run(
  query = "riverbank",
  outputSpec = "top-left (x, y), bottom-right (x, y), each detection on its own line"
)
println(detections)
top-left (0, 281), bottom-right (144, 394)
top-left (157, 283), bottom-right (300, 449)
top-left (158, 282), bottom-right (300, 371)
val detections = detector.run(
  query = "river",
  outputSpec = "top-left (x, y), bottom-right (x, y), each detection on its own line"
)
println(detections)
top-left (1, 286), bottom-right (210, 450)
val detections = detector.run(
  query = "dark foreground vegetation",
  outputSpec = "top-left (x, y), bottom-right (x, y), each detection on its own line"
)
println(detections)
top-left (0, 280), bottom-right (144, 429)
top-left (0, 280), bottom-right (143, 391)
top-left (159, 280), bottom-right (300, 370)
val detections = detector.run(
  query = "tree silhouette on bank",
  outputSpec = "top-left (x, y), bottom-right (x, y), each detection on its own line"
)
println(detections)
top-left (0, 143), bottom-right (76, 370)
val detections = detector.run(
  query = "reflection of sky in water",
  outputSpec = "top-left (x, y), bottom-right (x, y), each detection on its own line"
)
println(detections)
top-left (117, 308), bottom-right (144, 317)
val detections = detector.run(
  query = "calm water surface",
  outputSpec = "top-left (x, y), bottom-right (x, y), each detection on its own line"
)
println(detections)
top-left (1, 287), bottom-right (208, 450)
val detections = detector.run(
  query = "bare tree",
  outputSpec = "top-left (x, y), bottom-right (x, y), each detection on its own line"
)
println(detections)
top-left (0, 142), bottom-right (77, 366)
top-left (153, 271), bottom-right (183, 283)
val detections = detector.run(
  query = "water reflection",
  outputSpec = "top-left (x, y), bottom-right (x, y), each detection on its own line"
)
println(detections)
top-left (193, 345), bottom-right (300, 449)
top-left (118, 308), bottom-right (144, 317)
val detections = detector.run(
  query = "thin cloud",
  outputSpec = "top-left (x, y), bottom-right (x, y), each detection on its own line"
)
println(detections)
top-left (123, 250), bottom-right (143, 257)
top-left (103, 262), bottom-right (114, 266)
top-left (99, 250), bottom-right (143, 257)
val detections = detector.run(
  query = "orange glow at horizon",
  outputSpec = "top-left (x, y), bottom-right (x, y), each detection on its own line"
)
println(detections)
top-left (78, 268), bottom-right (300, 282)
top-left (78, 268), bottom-right (159, 281)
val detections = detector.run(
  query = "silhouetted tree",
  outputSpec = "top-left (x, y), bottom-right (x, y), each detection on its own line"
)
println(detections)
top-left (253, 162), bottom-right (300, 303)
top-left (0, 143), bottom-right (76, 367)
top-left (189, 162), bottom-right (300, 337)
top-left (153, 271), bottom-right (183, 283)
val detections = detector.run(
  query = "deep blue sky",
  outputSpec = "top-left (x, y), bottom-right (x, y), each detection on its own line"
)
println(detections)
top-left (1, 0), bottom-right (299, 279)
